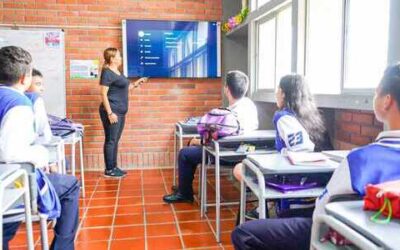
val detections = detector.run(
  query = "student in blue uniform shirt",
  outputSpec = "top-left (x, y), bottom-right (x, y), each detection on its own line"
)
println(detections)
top-left (233, 74), bottom-right (332, 219)
top-left (25, 68), bottom-right (53, 144)
top-left (233, 74), bottom-right (331, 180)
top-left (231, 63), bottom-right (400, 250)
top-left (0, 46), bottom-right (80, 250)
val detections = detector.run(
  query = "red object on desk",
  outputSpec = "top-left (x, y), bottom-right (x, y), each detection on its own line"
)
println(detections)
top-left (364, 180), bottom-right (400, 219)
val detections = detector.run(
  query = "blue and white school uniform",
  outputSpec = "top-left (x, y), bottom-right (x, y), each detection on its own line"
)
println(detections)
top-left (0, 86), bottom-right (81, 250)
top-left (273, 108), bottom-right (315, 152)
top-left (232, 130), bottom-right (400, 250)
top-left (0, 86), bottom-right (49, 168)
top-left (273, 108), bottom-right (320, 214)
top-left (313, 130), bottom-right (400, 218)
top-left (25, 92), bottom-right (52, 144)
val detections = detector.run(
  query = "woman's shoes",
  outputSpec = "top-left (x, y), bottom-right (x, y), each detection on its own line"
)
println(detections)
top-left (115, 167), bottom-right (127, 175)
top-left (104, 168), bottom-right (126, 178)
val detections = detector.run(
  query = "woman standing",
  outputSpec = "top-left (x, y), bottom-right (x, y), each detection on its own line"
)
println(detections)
top-left (99, 47), bottom-right (147, 177)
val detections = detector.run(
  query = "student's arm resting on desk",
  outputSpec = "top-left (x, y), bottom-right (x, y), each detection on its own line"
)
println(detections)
top-left (0, 106), bottom-right (49, 168)
top-left (312, 158), bottom-right (354, 220)
top-left (33, 97), bottom-right (52, 144)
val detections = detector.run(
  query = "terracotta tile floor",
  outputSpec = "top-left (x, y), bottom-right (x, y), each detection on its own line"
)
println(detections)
top-left (9, 168), bottom-right (241, 250)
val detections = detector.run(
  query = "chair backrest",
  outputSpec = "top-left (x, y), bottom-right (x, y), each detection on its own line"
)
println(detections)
top-left (19, 163), bottom-right (38, 213)
top-left (0, 162), bottom-right (37, 213)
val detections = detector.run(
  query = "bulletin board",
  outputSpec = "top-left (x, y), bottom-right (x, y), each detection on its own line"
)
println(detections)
top-left (0, 28), bottom-right (66, 117)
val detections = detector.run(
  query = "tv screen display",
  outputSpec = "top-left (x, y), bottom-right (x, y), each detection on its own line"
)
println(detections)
top-left (122, 20), bottom-right (221, 78)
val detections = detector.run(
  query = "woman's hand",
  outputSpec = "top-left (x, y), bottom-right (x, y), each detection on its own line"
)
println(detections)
top-left (130, 77), bottom-right (149, 89)
top-left (108, 113), bottom-right (118, 124)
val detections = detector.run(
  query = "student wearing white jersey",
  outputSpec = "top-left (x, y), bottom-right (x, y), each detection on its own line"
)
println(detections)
top-left (233, 74), bottom-right (332, 219)
top-left (231, 64), bottom-right (400, 250)
top-left (163, 70), bottom-right (259, 203)
top-left (233, 74), bottom-right (332, 181)
top-left (25, 68), bottom-right (52, 144)
top-left (0, 46), bottom-right (80, 250)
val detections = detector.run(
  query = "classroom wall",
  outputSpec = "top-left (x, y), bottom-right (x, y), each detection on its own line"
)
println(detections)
top-left (334, 109), bottom-right (383, 150)
top-left (1, 0), bottom-right (222, 170)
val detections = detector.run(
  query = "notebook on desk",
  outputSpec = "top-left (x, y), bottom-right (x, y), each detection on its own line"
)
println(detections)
top-left (322, 150), bottom-right (350, 163)
top-left (286, 151), bottom-right (329, 166)
top-left (177, 117), bottom-right (201, 134)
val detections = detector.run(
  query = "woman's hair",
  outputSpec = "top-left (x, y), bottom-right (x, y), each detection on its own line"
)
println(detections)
top-left (279, 74), bottom-right (326, 145)
top-left (102, 47), bottom-right (118, 69)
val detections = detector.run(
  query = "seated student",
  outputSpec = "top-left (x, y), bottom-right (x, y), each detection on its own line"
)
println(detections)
top-left (0, 46), bottom-right (80, 250)
top-left (233, 74), bottom-right (332, 182)
top-left (231, 63), bottom-right (400, 250)
top-left (163, 70), bottom-right (259, 203)
top-left (25, 68), bottom-right (52, 144)
top-left (233, 74), bottom-right (332, 219)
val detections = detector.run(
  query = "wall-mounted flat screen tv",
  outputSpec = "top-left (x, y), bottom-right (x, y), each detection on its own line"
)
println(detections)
top-left (122, 20), bottom-right (221, 78)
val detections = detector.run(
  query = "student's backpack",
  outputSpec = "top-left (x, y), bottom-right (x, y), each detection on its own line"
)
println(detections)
top-left (197, 108), bottom-right (240, 144)
top-left (35, 168), bottom-right (61, 219)
top-left (48, 114), bottom-right (84, 138)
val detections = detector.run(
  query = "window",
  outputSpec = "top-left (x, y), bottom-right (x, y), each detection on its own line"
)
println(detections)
top-left (257, 18), bottom-right (276, 89)
top-left (256, 6), bottom-right (292, 90)
top-left (305, 0), bottom-right (390, 94)
top-left (275, 7), bottom-right (292, 87)
top-left (305, 0), bottom-right (343, 94)
top-left (344, 0), bottom-right (390, 90)
top-left (249, 0), bottom-right (397, 109)
top-left (258, 0), bottom-right (272, 8)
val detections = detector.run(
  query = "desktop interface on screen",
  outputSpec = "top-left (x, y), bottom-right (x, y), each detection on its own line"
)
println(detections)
top-left (123, 20), bottom-right (221, 78)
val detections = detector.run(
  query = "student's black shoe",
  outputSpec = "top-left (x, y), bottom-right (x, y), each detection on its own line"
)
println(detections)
top-left (104, 168), bottom-right (125, 178)
top-left (163, 192), bottom-right (194, 203)
top-left (245, 207), bottom-right (259, 220)
top-left (115, 167), bottom-right (127, 175)
top-left (171, 185), bottom-right (178, 193)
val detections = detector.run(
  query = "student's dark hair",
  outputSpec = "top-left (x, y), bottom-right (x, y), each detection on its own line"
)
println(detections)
top-left (0, 46), bottom-right (32, 85)
top-left (226, 70), bottom-right (249, 99)
top-left (279, 74), bottom-right (326, 147)
top-left (32, 68), bottom-right (43, 78)
top-left (379, 63), bottom-right (400, 110)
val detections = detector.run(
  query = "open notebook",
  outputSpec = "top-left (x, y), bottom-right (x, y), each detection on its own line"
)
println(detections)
top-left (322, 150), bottom-right (350, 162)
top-left (286, 151), bottom-right (329, 166)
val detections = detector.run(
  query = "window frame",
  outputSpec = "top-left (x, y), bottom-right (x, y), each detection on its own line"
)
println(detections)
top-left (253, 3), bottom-right (293, 92)
top-left (248, 0), bottom-right (400, 111)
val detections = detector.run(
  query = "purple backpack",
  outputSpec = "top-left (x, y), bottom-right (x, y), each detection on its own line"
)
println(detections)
top-left (47, 114), bottom-right (84, 138)
top-left (197, 108), bottom-right (240, 144)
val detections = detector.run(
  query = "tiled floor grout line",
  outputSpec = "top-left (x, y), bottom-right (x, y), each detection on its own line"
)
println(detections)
top-left (159, 169), bottom-right (186, 249)
top-left (76, 176), bottom-right (101, 239)
top-left (202, 168), bottom-right (239, 249)
top-left (20, 170), bottom-right (237, 250)
top-left (106, 177), bottom-right (122, 250)
top-left (140, 170), bottom-right (149, 250)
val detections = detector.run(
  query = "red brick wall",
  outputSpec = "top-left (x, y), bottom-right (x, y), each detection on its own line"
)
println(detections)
top-left (334, 110), bottom-right (383, 150)
top-left (1, 0), bottom-right (222, 170)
